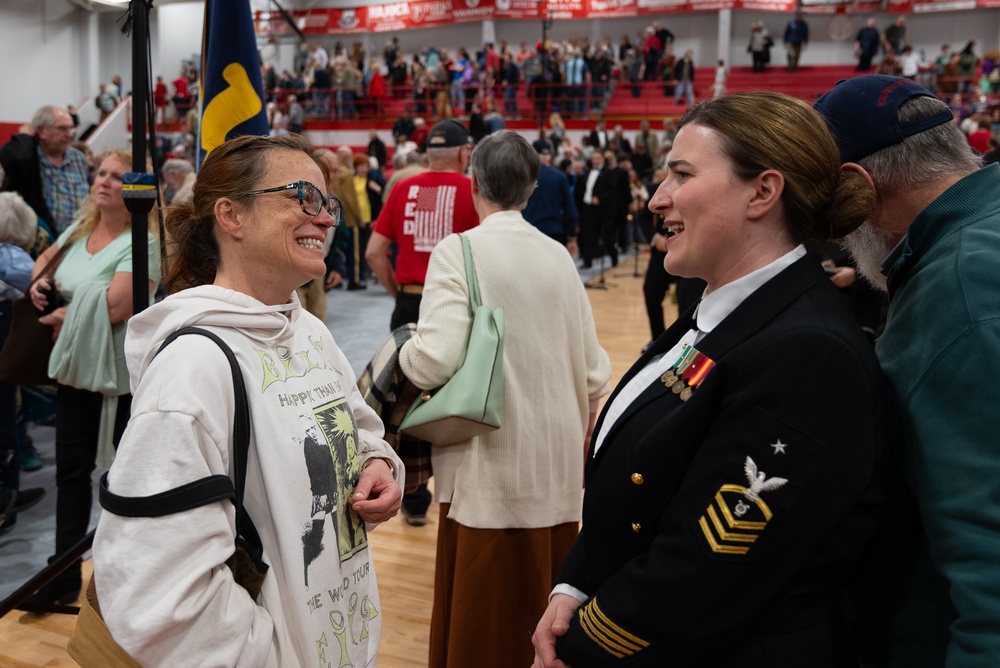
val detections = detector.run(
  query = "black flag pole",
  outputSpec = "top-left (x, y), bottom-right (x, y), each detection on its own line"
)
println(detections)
top-left (125, 0), bottom-right (154, 316)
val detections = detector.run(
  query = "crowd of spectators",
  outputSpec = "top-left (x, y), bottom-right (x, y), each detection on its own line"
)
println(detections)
top-left (255, 24), bottom-right (694, 123)
top-left (133, 18), bottom-right (1000, 144)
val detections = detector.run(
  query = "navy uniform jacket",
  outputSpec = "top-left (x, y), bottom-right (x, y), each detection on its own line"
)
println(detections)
top-left (555, 255), bottom-right (889, 667)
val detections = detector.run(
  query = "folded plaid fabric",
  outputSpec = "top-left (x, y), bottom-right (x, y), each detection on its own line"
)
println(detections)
top-left (357, 324), bottom-right (431, 493)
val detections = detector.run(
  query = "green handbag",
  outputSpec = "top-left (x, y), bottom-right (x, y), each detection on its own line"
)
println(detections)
top-left (399, 233), bottom-right (505, 445)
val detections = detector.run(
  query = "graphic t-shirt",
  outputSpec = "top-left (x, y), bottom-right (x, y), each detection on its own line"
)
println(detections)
top-left (371, 170), bottom-right (478, 286)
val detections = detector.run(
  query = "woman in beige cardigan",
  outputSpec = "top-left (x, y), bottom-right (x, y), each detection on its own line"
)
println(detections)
top-left (400, 130), bottom-right (612, 668)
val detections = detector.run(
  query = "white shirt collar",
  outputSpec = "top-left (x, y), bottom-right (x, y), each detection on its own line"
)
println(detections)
top-left (694, 245), bottom-right (807, 335)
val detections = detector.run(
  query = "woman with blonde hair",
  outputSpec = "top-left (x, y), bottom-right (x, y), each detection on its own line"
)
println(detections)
top-left (547, 111), bottom-right (566, 148)
top-left (25, 148), bottom-right (161, 605)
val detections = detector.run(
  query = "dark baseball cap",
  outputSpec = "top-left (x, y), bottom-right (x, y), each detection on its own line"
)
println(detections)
top-left (426, 119), bottom-right (471, 148)
top-left (813, 75), bottom-right (953, 163)
top-left (532, 138), bottom-right (552, 154)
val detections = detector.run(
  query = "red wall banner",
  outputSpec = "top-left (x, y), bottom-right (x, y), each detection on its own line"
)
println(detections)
top-left (255, 8), bottom-right (368, 35)
top-left (912, 0), bottom-right (977, 10)
top-left (254, 0), bottom-right (983, 36)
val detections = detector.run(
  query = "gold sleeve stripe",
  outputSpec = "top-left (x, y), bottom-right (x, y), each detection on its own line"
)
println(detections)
top-left (579, 606), bottom-right (629, 657)
top-left (706, 505), bottom-right (758, 543)
top-left (577, 598), bottom-right (651, 658)
top-left (587, 599), bottom-right (651, 648)
top-left (699, 516), bottom-right (750, 555)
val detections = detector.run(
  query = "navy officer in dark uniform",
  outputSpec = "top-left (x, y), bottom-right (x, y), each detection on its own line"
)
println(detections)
top-left (532, 92), bottom-right (889, 667)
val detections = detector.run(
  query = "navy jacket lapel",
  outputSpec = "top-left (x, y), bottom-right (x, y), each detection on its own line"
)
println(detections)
top-left (589, 255), bottom-right (825, 465)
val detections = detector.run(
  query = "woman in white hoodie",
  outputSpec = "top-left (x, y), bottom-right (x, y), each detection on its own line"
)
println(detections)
top-left (93, 134), bottom-right (403, 667)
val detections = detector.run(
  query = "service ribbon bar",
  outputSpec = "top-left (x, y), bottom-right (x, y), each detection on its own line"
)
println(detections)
top-left (682, 351), bottom-right (715, 388)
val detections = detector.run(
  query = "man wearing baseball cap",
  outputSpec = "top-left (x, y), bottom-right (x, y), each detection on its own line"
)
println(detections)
top-left (814, 75), bottom-right (1000, 665)
top-left (366, 118), bottom-right (479, 526)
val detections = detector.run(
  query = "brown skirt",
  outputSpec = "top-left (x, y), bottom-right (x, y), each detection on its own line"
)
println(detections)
top-left (428, 503), bottom-right (579, 668)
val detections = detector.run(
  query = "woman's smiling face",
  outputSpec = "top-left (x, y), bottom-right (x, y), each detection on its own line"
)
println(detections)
top-left (236, 149), bottom-right (335, 300)
top-left (648, 123), bottom-right (757, 291)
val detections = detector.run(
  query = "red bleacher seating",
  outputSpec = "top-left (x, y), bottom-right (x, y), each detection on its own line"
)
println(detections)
top-left (602, 65), bottom-right (860, 119)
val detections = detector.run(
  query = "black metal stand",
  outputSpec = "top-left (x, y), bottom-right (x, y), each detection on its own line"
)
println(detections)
top-left (611, 242), bottom-right (642, 279)
top-left (585, 243), bottom-right (613, 291)
top-left (0, 532), bottom-right (93, 617)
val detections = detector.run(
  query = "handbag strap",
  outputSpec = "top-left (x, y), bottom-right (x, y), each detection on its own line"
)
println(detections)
top-left (459, 233), bottom-right (482, 310)
top-left (99, 326), bottom-right (268, 576)
top-left (29, 240), bottom-right (73, 289)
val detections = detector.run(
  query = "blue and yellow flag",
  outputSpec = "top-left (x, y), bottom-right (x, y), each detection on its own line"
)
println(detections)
top-left (197, 0), bottom-right (269, 167)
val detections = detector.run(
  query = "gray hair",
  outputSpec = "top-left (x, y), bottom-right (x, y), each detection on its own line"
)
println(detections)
top-left (392, 150), bottom-right (425, 170)
top-left (469, 130), bottom-right (539, 210)
top-left (162, 158), bottom-right (194, 175)
top-left (30, 105), bottom-right (64, 131)
top-left (858, 96), bottom-right (981, 192)
top-left (0, 192), bottom-right (38, 248)
top-left (425, 145), bottom-right (462, 167)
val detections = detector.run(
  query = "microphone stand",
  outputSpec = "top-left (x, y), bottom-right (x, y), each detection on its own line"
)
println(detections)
top-left (585, 234), bottom-right (613, 290)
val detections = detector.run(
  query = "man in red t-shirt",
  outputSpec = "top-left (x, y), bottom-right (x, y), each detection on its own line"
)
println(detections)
top-left (367, 119), bottom-right (478, 329)
top-left (365, 118), bottom-right (478, 525)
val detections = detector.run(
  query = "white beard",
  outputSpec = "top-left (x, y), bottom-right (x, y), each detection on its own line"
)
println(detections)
top-left (843, 221), bottom-right (895, 293)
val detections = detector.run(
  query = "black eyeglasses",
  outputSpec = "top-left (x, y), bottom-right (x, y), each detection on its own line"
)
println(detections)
top-left (244, 181), bottom-right (342, 222)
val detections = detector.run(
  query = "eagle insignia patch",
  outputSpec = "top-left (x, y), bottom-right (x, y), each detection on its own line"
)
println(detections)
top-left (698, 456), bottom-right (789, 556)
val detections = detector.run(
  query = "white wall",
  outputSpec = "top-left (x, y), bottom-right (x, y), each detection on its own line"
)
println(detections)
top-left (732, 9), bottom-right (1000, 71)
top-left (154, 2), bottom-right (204, 81)
top-left (0, 0), bottom-right (94, 121)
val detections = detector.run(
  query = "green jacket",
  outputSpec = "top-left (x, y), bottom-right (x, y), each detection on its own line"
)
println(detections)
top-left (851, 164), bottom-right (1000, 667)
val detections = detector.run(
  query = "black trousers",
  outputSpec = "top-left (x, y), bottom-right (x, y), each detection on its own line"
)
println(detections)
top-left (643, 249), bottom-right (674, 340)
top-left (581, 206), bottom-right (617, 265)
top-left (54, 384), bottom-right (130, 575)
top-left (390, 293), bottom-right (432, 516)
top-left (580, 205), bottom-right (598, 262)
top-left (346, 224), bottom-right (372, 286)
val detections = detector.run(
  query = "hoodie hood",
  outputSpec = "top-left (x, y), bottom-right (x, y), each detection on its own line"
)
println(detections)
top-left (125, 285), bottom-right (303, 388)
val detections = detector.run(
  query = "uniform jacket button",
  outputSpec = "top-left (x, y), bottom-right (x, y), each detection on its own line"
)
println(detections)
top-left (631, 473), bottom-right (644, 485)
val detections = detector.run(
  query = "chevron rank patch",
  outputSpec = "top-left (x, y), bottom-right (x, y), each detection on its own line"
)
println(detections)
top-left (698, 456), bottom-right (788, 556)
top-left (578, 596), bottom-right (651, 659)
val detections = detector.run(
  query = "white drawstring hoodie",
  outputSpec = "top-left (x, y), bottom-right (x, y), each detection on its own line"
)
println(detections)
top-left (94, 285), bottom-right (402, 667)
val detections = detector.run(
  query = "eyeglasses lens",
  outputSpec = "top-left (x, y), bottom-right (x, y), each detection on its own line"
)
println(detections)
top-left (325, 196), bottom-right (341, 220)
top-left (299, 183), bottom-right (320, 216)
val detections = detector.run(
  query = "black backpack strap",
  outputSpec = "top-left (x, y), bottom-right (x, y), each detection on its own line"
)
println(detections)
top-left (99, 326), bottom-right (268, 576)
top-left (99, 472), bottom-right (234, 516)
